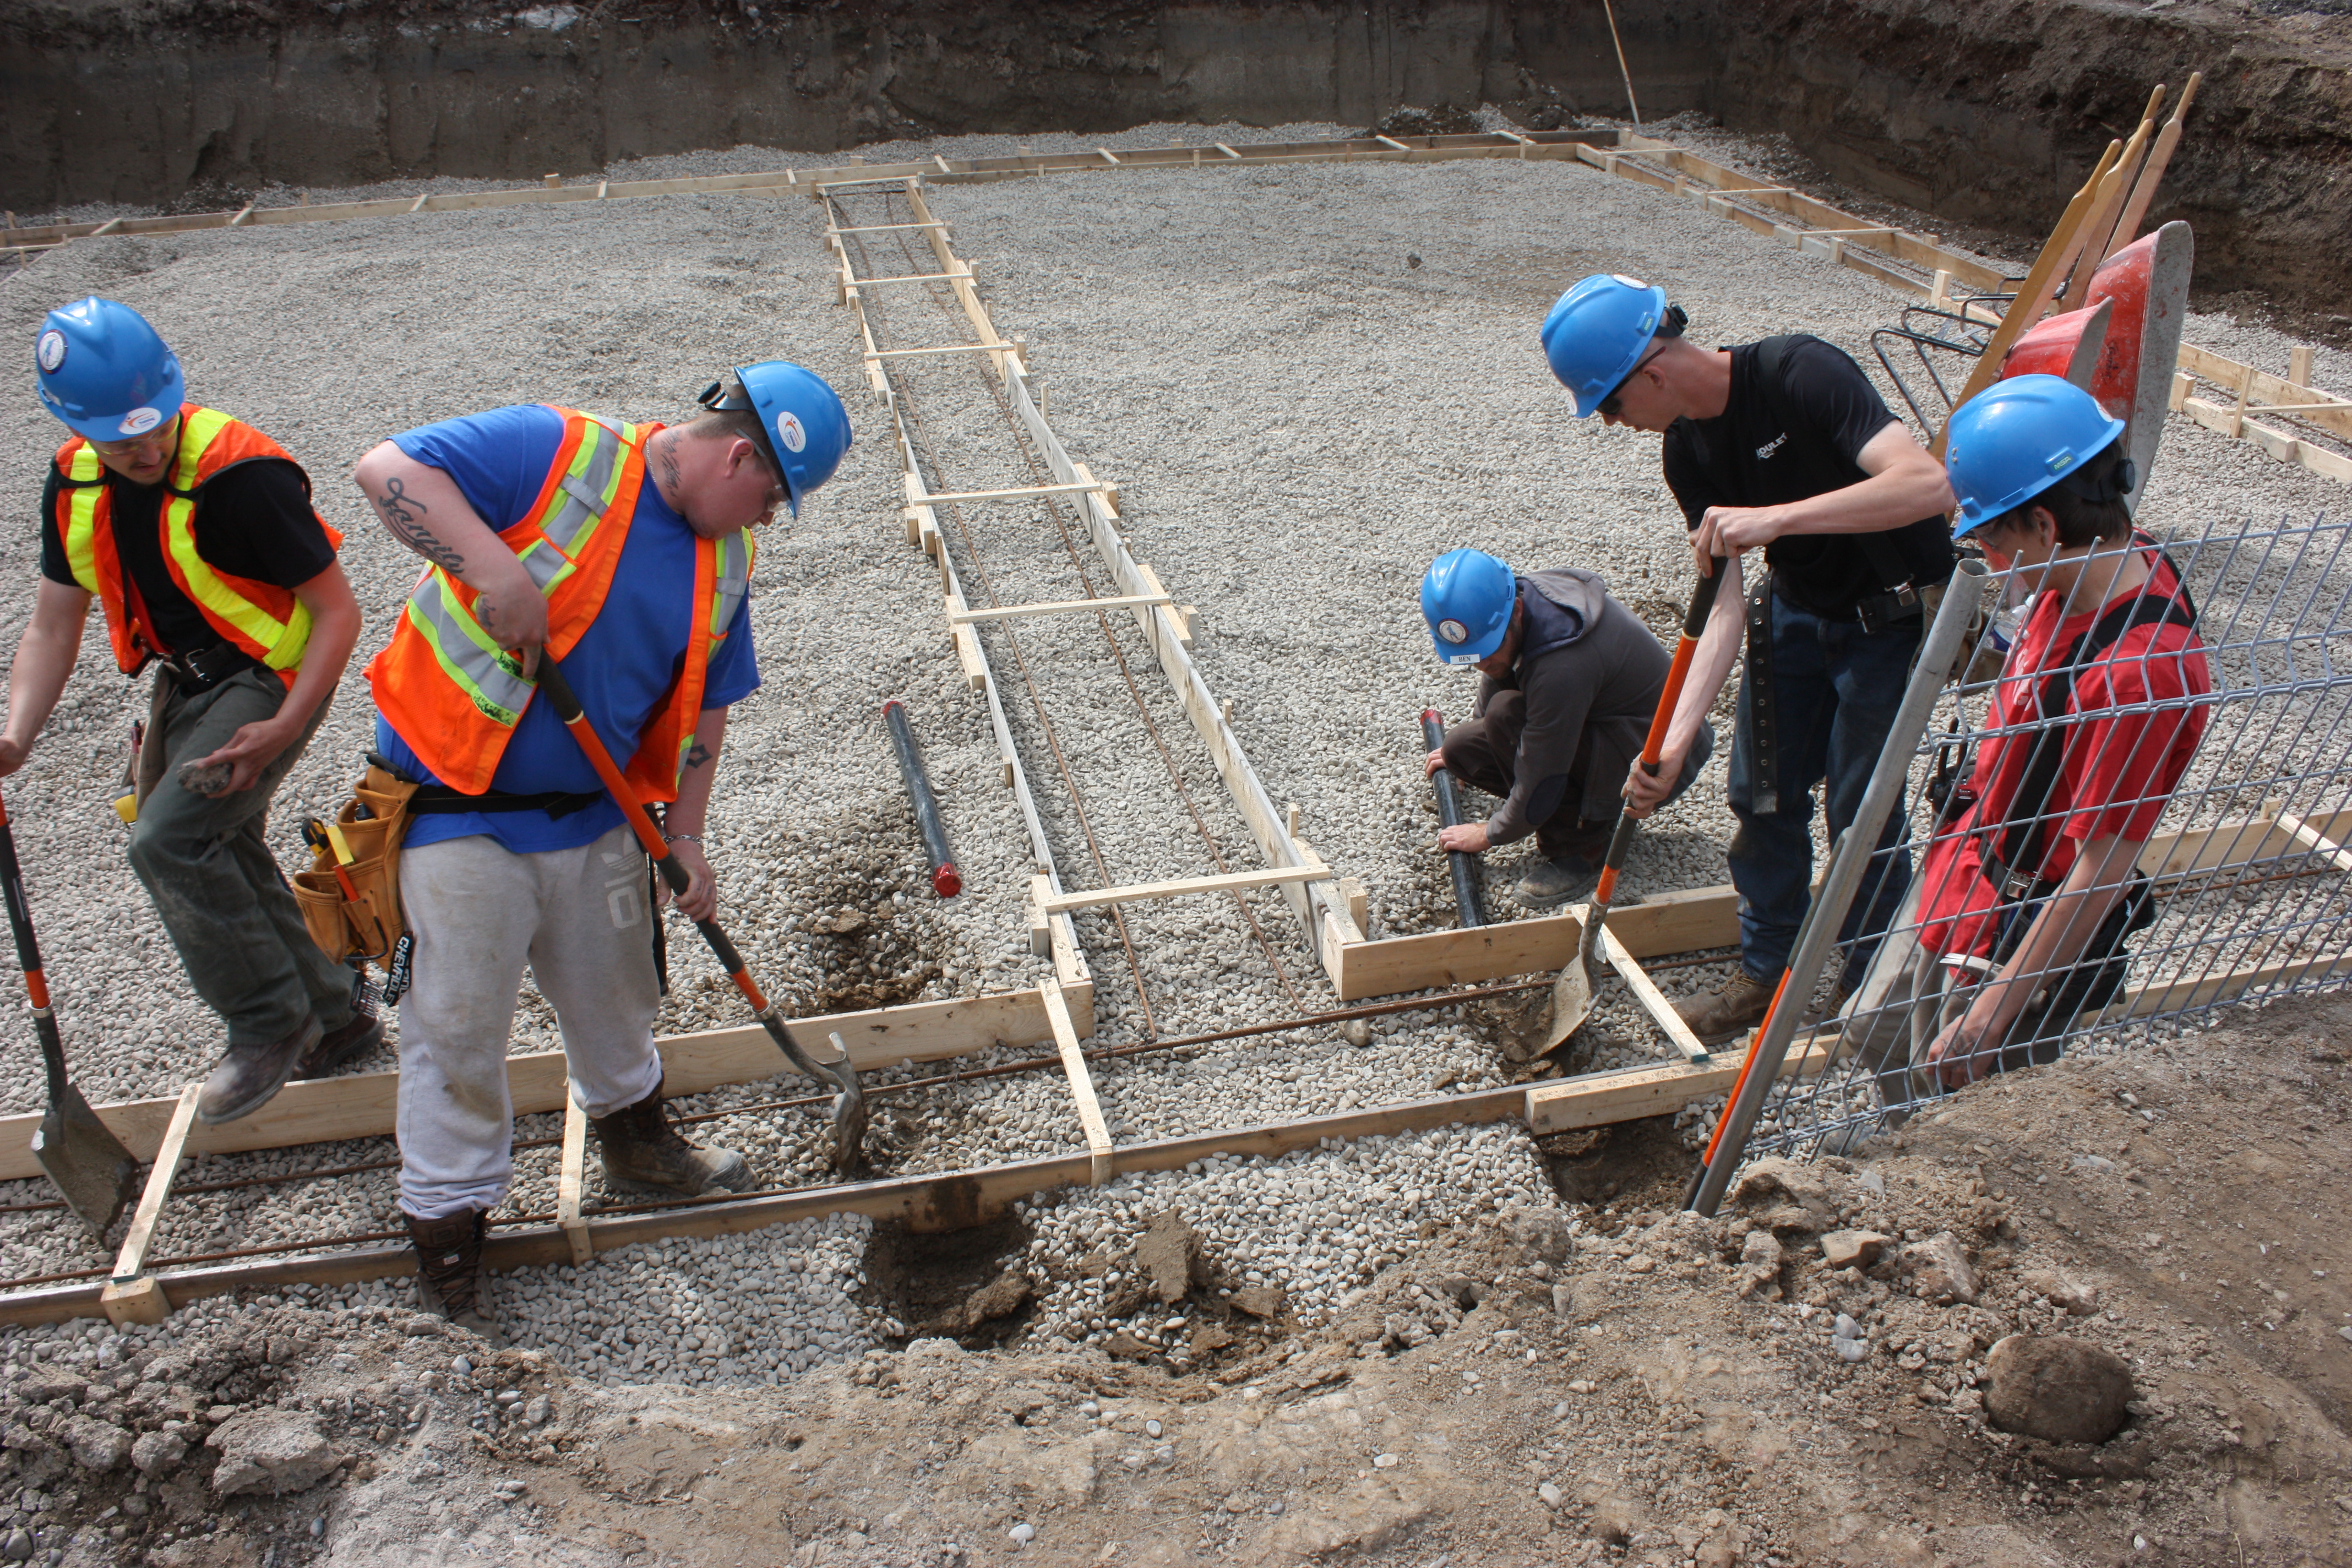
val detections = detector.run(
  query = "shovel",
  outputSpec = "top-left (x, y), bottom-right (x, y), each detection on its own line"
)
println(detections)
top-left (0, 787), bottom-right (139, 1235)
top-left (1538, 558), bottom-right (1727, 1057)
top-left (534, 657), bottom-right (868, 1170)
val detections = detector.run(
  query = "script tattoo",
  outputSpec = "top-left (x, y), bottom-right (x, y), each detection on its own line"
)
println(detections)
top-left (685, 741), bottom-right (714, 770)
top-left (372, 477), bottom-right (465, 573)
top-left (656, 431), bottom-right (685, 498)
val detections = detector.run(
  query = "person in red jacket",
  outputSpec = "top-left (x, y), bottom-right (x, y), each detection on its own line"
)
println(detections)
top-left (1838, 377), bottom-right (2209, 1140)
top-left (1, 298), bottom-right (372, 1125)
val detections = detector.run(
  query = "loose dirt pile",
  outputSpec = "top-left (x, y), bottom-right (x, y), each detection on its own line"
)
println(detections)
top-left (2, 992), bottom-right (2341, 1566)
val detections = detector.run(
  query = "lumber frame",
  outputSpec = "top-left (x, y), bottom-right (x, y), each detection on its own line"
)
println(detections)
top-left (558, 1097), bottom-right (592, 1265)
top-left (1039, 861), bottom-right (1334, 915)
top-left (99, 1085), bottom-right (199, 1325)
top-left (1600, 928), bottom-right (1711, 1061)
top-left (948, 593), bottom-right (1169, 625)
top-left (1042, 979), bottom-right (1113, 1184)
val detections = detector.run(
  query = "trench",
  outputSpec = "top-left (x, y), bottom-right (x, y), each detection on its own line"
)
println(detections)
top-left (4, 2), bottom-right (2348, 320)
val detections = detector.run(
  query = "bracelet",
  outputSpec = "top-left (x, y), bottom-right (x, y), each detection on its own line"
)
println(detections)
top-left (663, 832), bottom-right (704, 847)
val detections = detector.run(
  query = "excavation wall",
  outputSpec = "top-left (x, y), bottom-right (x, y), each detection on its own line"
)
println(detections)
top-left (4, 1), bottom-right (2348, 314)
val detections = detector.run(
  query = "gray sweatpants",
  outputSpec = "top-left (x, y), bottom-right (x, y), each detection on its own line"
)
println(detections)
top-left (394, 823), bottom-right (665, 1221)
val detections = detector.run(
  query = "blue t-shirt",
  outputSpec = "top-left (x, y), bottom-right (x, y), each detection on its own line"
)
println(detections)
top-left (376, 405), bottom-right (760, 854)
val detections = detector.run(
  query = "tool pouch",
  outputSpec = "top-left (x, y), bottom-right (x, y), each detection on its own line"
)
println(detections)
top-left (293, 764), bottom-right (420, 970)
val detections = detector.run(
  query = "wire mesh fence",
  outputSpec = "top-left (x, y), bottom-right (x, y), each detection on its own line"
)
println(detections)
top-left (1729, 509), bottom-right (2352, 1163)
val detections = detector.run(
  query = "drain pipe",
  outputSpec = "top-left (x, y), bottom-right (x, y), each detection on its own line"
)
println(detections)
top-left (1420, 709), bottom-right (1485, 928)
top-left (884, 701), bottom-right (961, 898)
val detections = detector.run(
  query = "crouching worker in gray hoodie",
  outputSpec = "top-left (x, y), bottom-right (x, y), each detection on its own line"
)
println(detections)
top-left (1419, 549), bottom-right (1714, 907)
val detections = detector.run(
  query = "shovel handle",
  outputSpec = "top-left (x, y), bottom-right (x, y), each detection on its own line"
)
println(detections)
top-left (1590, 560), bottom-right (1726, 915)
top-left (0, 792), bottom-right (68, 1101)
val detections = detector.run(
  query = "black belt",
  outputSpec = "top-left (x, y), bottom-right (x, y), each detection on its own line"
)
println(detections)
top-left (405, 785), bottom-right (606, 818)
top-left (158, 641), bottom-right (266, 693)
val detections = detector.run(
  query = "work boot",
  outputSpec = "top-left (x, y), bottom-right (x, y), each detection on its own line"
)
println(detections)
top-left (1674, 971), bottom-right (1776, 1044)
top-left (294, 994), bottom-right (384, 1081)
top-left (590, 1077), bottom-right (755, 1198)
top-left (1797, 980), bottom-right (1855, 1036)
top-left (405, 1209), bottom-right (505, 1344)
top-left (1515, 852), bottom-right (1603, 909)
top-left (195, 1015), bottom-right (322, 1126)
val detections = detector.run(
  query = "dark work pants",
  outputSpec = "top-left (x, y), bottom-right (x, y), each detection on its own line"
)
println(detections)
top-left (1725, 593), bottom-right (1917, 987)
top-left (1441, 690), bottom-right (1713, 859)
top-left (128, 668), bottom-right (356, 1048)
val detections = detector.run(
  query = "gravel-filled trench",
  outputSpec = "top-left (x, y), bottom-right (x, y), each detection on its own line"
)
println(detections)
top-left (0, 121), bottom-right (2344, 1389)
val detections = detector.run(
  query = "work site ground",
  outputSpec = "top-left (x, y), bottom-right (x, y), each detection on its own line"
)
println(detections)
top-left (0, 990), bottom-right (2337, 1568)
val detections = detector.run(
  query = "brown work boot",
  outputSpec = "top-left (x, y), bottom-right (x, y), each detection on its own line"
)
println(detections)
top-left (405, 1209), bottom-right (505, 1344)
top-left (295, 995), bottom-right (384, 1081)
top-left (195, 1016), bottom-right (323, 1126)
top-left (590, 1076), bottom-right (755, 1198)
top-left (1674, 971), bottom-right (1776, 1044)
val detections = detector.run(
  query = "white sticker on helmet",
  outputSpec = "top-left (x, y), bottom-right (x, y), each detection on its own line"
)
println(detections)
top-left (1611, 273), bottom-right (1648, 290)
top-left (776, 411), bottom-right (806, 454)
top-left (117, 406), bottom-right (163, 436)
top-left (35, 330), bottom-right (66, 374)
top-left (1445, 653), bottom-right (1483, 667)
top-left (1436, 618), bottom-right (1469, 645)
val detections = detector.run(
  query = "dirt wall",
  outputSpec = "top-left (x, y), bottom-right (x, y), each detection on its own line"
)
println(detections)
top-left (0, 0), bottom-right (1716, 212)
top-left (1716, 0), bottom-right (2352, 316)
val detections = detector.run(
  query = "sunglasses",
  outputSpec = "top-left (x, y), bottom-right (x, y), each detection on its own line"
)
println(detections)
top-left (1596, 345), bottom-right (1667, 418)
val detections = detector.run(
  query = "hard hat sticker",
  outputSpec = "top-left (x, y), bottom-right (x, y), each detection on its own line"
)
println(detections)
top-left (1611, 273), bottom-right (1648, 289)
top-left (118, 407), bottom-right (163, 435)
top-left (1437, 618), bottom-right (1469, 645)
top-left (776, 412), bottom-right (807, 454)
top-left (36, 330), bottom-right (66, 374)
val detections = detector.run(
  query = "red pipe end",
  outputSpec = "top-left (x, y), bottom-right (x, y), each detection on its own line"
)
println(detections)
top-left (882, 699), bottom-right (905, 717)
top-left (1420, 707), bottom-right (1442, 724)
top-left (932, 863), bottom-right (963, 899)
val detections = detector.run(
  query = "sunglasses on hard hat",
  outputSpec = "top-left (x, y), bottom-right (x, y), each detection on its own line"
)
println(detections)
top-left (1596, 345), bottom-right (1668, 419)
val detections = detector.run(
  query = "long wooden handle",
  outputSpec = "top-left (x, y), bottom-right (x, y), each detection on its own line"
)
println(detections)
top-left (2062, 86), bottom-right (2165, 304)
top-left (2104, 71), bottom-right (2201, 260)
top-left (1933, 138), bottom-right (2125, 458)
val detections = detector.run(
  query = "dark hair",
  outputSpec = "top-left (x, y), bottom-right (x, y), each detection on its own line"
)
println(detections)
top-left (682, 405), bottom-right (783, 483)
top-left (1999, 436), bottom-right (2133, 548)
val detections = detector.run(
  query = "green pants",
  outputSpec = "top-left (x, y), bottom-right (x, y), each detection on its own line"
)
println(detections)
top-left (128, 667), bottom-right (356, 1048)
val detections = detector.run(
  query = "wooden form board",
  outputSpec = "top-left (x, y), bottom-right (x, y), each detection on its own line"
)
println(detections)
top-left (557, 1097), bottom-right (592, 1266)
top-left (1042, 979), bottom-right (1113, 1184)
top-left (884, 179), bottom-right (1351, 968)
top-left (1039, 861), bottom-right (1334, 916)
top-left (0, 983), bottom-right (1091, 1182)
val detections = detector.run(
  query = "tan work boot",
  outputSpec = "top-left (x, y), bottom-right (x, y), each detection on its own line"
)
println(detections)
top-left (405, 1208), bottom-right (505, 1345)
top-left (590, 1077), bottom-right (755, 1198)
top-left (1674, 971), bottom-right (1776, 1043)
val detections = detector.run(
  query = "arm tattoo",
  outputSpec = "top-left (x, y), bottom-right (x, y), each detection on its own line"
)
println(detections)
top-left (685, 741), bottom-right (714, 770)
top-left (372, 477), bottom-right (465, 573)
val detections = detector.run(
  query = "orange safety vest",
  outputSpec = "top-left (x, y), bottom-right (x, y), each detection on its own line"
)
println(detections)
top-left (52, 404), bottom-right (342, 689)
top-left (366, 407), bottom-right (754, 803)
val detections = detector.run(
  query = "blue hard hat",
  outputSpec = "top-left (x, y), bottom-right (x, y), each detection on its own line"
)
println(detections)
top-left (701, 361), bottom-right (852, 516)
top-left (1420, 549), bottom-right (1518, 665)
top-left (1542, 273), bottom-right (1670, 417)
top-left (34, 298), bottom-right (184, 442)
top-left (1945, 374), bottom-right (2130, 536)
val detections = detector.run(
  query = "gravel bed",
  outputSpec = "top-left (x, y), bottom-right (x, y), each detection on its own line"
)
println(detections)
top-left (4, 125), bottom-right (2343, 1386)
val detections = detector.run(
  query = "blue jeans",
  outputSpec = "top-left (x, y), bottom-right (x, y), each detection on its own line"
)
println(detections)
top-left (1725, 591), bottom-right (1918, 986)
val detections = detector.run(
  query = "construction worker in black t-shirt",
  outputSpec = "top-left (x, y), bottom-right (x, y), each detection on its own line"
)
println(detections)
top-left (1, 298), bottom-right (376, 1124)
top-left (1541, 275), bottom-right (1957, 1041)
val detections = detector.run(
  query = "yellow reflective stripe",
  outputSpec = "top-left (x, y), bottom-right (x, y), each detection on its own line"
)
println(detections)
top-left (536, 418), bottom-right (635, 554)
top-left (59, 454), bottom-right (105, 596)
top-left (160, 491), bottom-right (312, 669)
top-left (170, 409), bottom-right (231, 493)
top-left (401, 571), bottom-right (534, 724)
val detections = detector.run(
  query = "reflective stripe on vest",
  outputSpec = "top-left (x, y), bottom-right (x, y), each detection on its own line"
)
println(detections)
top-left (367, 407), bottom-right (753, 802)
top-left (52, 406), bottom-right (337, 686)
top-left (394, 414), bottom-right (640, 726)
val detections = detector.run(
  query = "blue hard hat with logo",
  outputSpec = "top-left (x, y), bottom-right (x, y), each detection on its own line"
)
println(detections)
top-left (698, 361), bottom-right (852, 516)
top-left (1420, 549), bottom-right (1518, 665)
top-left (1944, 373), bottom-right (2131, 537)
top-left (33, 298), bottom-right (184, 442)
top-left (1542, 273), bottom-right (1670, 417)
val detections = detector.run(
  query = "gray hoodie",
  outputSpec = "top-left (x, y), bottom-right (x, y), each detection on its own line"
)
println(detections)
top-left (1475, 568), bottom-right (1674, 843)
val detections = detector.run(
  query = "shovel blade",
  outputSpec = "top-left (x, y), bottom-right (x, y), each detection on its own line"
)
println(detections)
top-left (1531, 959), bottom-right (1596, 1060)
top-left (32, 1086), bottom-right (139, 1238)
top-left (822, 1032), bottom-right (869, 1173)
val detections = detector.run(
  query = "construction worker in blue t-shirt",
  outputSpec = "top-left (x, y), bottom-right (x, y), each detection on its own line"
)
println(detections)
top-left (352, 364), bottom-right (852, 1339)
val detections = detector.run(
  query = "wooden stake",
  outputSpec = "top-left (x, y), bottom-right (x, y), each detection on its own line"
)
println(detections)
top-left (558, 1096), bottom-right (592, 1265)
top-left (1043, 979), bottom-right (1113, 1185)
top-left (2290, 345), bottom-right (2316, 389)
top-left (101, 1085), bottom-right (200, 1322)
top-left (1599, 927), bottom-right (1709, 1062)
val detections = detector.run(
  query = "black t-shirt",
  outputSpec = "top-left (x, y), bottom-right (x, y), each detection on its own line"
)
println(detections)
top-left (39, 457), bottom-right (335, 659)
top-left (1660, 336), bottom-right (1953, 618)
